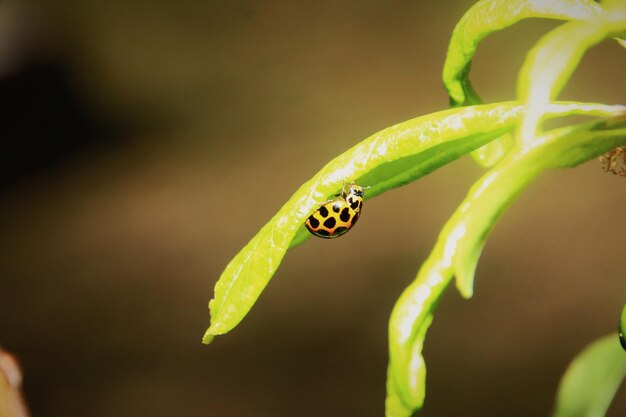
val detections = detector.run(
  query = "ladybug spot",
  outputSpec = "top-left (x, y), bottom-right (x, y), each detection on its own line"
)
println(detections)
top-left (308, 216), bottom-right (320, 228)
top-left (316, 229), bottom-right (331, 237)
top-left (350, 200), bottom-right (359, 210)
top-left (334, 226), bottom-right (348, 235)
top-left (323, 217), bottom-right (336, 229)
top-left (332, 203), bottom-right (341, 213)
top-left (340, 207), bottom-right (350, 222)
top-left (319, 206), bottom-right (329, 218)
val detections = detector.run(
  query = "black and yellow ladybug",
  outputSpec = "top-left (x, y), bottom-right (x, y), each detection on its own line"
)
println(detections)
top-left (305, 182), bottom-right (365, 239)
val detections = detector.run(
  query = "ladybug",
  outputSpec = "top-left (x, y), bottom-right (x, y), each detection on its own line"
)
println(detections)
top-left (305, 182), bottom-right (366, 239)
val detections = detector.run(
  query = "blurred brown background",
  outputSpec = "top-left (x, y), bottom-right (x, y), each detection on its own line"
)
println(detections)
top-left (0, 1), bottom-right (625, 416)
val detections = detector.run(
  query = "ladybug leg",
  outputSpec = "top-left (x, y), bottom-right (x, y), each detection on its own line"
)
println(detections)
top-left (341, 180), bottom-right (348, 198)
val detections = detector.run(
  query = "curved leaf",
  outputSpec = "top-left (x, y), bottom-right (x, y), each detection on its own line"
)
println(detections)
top-left (442, 0), bottom-right (604, 167)
top-left (552, 334), bottom-right (626, 417)
top-left (455, 118), bottom-right (626, 296)
top-left (205, 103), bottom-right (519, 341)
top-left (204, 102), bottom-right (623, 342)
top-left (386, 117), bottom-right (626, 417)
top-left (443, 0), bottom-right (604, 107)
top-left (517, 6), bottom-right (626, 147)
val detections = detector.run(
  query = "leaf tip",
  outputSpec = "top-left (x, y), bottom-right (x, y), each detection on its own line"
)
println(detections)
top-left (455, 274), bottom-right (474, 299)
top-left (202, 330), bottom-right (216, 345)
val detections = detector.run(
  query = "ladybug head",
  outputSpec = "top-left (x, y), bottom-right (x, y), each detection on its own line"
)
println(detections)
top-left (348, 184), bottom-right (365, 197)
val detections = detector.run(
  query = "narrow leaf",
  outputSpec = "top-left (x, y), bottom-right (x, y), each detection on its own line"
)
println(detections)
top-left (517, 8), bottom-right (626, 147)
top-left (386, 117), bottom-right (626, 417)
top-left (443, 0), bottom-right (603, 107)
top-left (442, 0), bottom-right (604, 167)
top-left (205, 103), bottom-right (623, 342)
top-left (205, 103), bottom-right (521, 341)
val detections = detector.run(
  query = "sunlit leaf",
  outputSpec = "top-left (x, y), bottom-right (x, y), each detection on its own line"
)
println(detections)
top-left (387, 117), bottom-right (626, 417)
top-left (442, 0), bottom-right (604, 167)
top-left (205, 103), bottom-right (518, 341)
top-left (443, 0), bottom-right (603, 106)
top-left (204, 102), bottom-right (622, 342)
top-left (517, 6), bottom-right (626, 147)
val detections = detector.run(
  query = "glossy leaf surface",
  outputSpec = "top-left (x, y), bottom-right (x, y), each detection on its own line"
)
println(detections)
top-left (204, 102), bottom-right (622, 342)
top-left (443, 0), bottom-right (603, 106)
top-left (518, 5), bottom-right (626, 146)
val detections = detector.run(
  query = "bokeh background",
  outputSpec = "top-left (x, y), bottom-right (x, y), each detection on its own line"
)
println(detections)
top-left (0, 1), bottom-right (625, 416)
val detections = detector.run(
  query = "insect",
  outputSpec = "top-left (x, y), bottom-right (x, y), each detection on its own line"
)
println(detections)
top-left (305, 182), bottom-right (366, 239)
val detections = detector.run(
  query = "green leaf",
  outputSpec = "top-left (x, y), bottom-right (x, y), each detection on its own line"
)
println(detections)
top-left (455, 118), bottom-right (626, 297)
top-left (517, 5), bottom-right (626, 147)
top-left (469, 133), bottom-right (515, 168)
top-left (204, 102), bottom-right (622, 342)
top-left (443, 0), bottom-right (604, 107)
top-left (552, 334), bottom-right (626, 417)
top-left (442, 0), bottom-right (605, 167)
top-left (204, 103), bottom-right (518, 342)
top-left (386, 117), bottom-right (626, 417)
